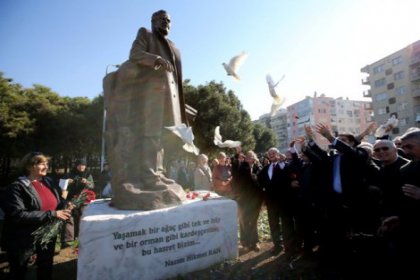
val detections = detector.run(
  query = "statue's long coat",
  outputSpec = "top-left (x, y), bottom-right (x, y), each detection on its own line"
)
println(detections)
top-left (105, 27), bottom-right (187, 138)
top-left (103, 27), bottom-right (188, 189)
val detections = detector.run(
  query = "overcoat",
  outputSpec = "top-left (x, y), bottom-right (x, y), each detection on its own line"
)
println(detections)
top-left (105, 27), bottom-right (187, 138)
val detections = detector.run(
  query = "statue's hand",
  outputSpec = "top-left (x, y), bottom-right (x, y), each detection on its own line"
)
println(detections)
top-left (154, 57), bottom-right (174, 72)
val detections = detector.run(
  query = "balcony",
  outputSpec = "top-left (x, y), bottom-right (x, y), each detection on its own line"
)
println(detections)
top-left (361, 77), bottom-right (370, 85)
top-left (411, 71), bottom-right (420, 82)
top-left (364, 103), bottom-right (373, 110)
top-left (363, 90), bottom-right (372, 97)
top-left (360, 65), bottom-right (370, 73)
top-left (412, 87), bottom-right (420, 98)
top-left (410, 55), bottom-right (420, 67)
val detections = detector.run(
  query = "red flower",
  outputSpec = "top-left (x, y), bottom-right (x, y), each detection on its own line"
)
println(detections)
top-left (202, 192), bottom-right (210, 201)
top-left (186, 192), bottom-right (191, 199)
top-left (81, 189), bottom-right (96, 203)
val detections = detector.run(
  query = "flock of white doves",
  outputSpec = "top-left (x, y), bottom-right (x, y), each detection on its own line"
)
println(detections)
top-left (166, 51), bottom-right (287, 155)
top-left (222, 51), bottom-right (286, 117)
top-left (165, 124), bottom-right (241, 156)
top-left (166, 52), bottom-right (399, 155)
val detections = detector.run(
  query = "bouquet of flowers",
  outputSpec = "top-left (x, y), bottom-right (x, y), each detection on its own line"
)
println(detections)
top-left (32, 189), bottom-right (96, 249)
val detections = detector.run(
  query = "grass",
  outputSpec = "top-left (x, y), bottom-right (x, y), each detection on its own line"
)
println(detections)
top-left (257, 206), bottom-right (271, 242)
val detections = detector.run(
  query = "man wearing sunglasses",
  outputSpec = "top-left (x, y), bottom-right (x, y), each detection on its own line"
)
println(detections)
top-left (373, 140), bottom-right (409, 220)
top-left (375, 133), bottom-right (420, 278)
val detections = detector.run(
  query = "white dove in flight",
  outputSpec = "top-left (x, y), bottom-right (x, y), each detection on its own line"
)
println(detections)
top-left (222, 51), bottom-right (248, 81)
top-left (165, 123), bottom-right (200, 155)
top-left (213, 126), bottom-right (241, 148)
top-left (266, 74), bottom-right (286, 116)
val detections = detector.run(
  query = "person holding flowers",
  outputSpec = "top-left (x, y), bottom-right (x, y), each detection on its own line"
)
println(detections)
top-left (61, 159), bottom-right (94, 248)
top-left (0, 152), bottom-right (72, 280)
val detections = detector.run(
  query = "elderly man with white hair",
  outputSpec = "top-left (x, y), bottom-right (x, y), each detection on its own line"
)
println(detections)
top-left (376, 132), bottom-right (420, 278)
top-left (258, 147), bottom-right (289, 255)
top-left (373, 140), bottom-right (409, 219)
top-left (193, 154), bottom-right (213, 191)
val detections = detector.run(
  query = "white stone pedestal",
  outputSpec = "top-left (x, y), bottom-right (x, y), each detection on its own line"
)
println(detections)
top-left (77, 192), bottom-right (238, 280)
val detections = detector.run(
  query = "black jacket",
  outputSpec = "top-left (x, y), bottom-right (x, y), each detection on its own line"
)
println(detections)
top-left (258, 161), bottom-right (293, 202)
top-left (234, 161), bottom-right (263, 200)
top-left (306, 139), bottom-right (369, 207)
top-left (1, 176), bottom-right (65, 254)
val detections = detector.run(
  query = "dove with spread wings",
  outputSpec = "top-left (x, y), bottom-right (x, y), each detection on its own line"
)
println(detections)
top-left (213, 126), bottom-right (241, 148)
top-left (222, 51), bottom-right (248, 81)
top-left (266, 73), bottom-right (286, 116)
top-left (165, 123), bottom-right (200, 155)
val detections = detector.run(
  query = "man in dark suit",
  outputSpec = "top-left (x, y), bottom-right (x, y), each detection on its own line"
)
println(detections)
top-left (104, 10), bottom-right (187, 210)
top-left (385, 129), bottom-right (420, 278)
top-left (258, 147), bottom-right (292, 255)
top-left (306, 124), bottom-right (370, 272)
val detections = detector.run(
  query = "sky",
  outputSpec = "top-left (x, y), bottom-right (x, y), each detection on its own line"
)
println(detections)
top-left (1, 0), bottom-right (420, 120)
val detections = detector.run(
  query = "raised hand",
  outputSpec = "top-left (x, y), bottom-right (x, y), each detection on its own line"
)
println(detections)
top-left (315, 123), bottom-right (334, 142)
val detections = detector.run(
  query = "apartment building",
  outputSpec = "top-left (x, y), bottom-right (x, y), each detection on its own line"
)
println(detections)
top-left (256, 94), bottom-right (373, 151)
top-left (269, 108), bottom-right (288, 152)
top-left (254, 111), bottom-right (288, 152)
top-left (361, 40), bottom-right (420, 137)
top-left (287, 95), bottom-right (373, 149)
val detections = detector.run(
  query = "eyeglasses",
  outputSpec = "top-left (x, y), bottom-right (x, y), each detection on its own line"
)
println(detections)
top-left (373, 146), bottom-right (390, 152)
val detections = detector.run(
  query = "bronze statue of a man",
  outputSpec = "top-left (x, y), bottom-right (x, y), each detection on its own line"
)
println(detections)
top-left (103, 10), bottom-right (187, 210)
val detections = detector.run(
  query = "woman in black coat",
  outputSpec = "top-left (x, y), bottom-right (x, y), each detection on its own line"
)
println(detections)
top-left (1, 152), bottom-right (72, 280)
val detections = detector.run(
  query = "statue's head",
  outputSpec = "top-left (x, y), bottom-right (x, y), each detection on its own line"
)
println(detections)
top-left (151, 10), bottom-right (171, 36)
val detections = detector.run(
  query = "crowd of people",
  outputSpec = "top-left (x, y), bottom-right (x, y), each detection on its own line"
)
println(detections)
top-left (1, 122), bottom-right (420, 279)
top-left (167, 122), bottom-right (420, 278)
top-left (106, 121), bottom-right (420, 278)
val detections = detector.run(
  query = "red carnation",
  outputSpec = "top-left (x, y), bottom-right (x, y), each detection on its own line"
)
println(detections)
top-left (202, 192), bottom-right (210, 201)
top-left (81, 189), bottom-right (96, 203)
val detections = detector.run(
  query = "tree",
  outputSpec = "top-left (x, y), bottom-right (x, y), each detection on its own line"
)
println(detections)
top-left (0, 72), bottom-right (276, 182)
top-left (252, 123), bottom-right (278, 154)
top-left (184, 80), bottom-right (255, 159)
top-left (0, 73), bottom-right (103, 178)
top-left (0, 73), bottom-right (34, 177)
top-left (0, 74), bottom-right (34, 153)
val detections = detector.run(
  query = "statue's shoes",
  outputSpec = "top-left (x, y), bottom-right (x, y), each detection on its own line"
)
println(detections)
top-left (158, 174), bottom-right (176, 184)
top-left (140, 179), bottom-right (170, 191)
